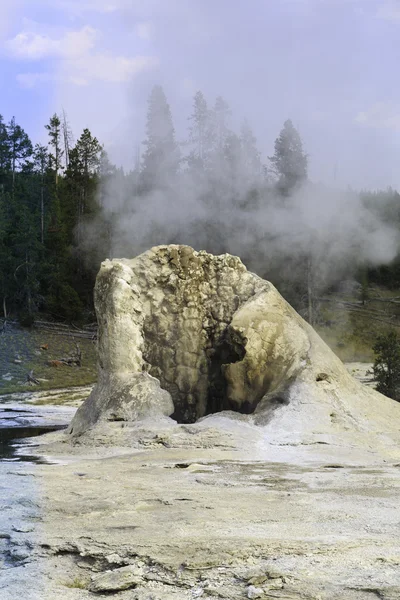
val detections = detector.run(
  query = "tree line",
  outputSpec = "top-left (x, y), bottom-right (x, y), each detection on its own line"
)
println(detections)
top-left (0, 85), bottom-right (399, 325)
top-left (0, 110), bottom-right (106, 323)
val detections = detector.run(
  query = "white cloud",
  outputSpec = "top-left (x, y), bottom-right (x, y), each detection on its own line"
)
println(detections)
top-left (5, 26), bottom-right (98, 60)
top-left (135, 21), bottom-right (154, 41)
top-left (63, 54), bottom-right (159, 85)
top-left (63, 26), bottom-right (99, 58)
top-left (376, 1), bottom-right (400, 22)
top-left (355, 102), bottom-right (400, 131)
top-left (7, 22), bottom-right (159, 88)
top-left (14, 52), bottom-right (158, 88)
top-left (6, 32), bottom-right (59, 60)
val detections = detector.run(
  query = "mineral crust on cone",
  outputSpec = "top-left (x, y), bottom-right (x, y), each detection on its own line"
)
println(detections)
top-left (68, 245), bottom-right (400, 459)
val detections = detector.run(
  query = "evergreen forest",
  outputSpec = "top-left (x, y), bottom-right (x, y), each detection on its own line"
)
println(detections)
top-left (1, 85), bottom-right (400, 326)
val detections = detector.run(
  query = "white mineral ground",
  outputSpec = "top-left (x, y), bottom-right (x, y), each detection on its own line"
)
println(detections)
top-left (1, 246), bottom-right (400, 600)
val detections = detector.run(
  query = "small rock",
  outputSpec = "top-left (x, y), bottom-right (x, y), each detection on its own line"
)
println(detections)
top-left (105, 553), bottom-right (126, 565)
top-left (247, 585), bottom-right (264, 599)
top-left (89, 566), bottom-right (142, 592)
top-left (266, 567), bottom-right (285, 579)
top-left (264, 577), bottom-right (284, 590)
top-left (12, 525), bottom-right (34, 533)
top-left (248, 575), bottom-right (267, 586)
top-left (246, 567), bottom-right (267, 586)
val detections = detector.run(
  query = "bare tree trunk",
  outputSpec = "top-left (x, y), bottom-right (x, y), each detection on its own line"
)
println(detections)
top-left (26, 251), bottom-right (32, 315)
top-left (40, 185), bottom-right (44, 244)
top-left (62, 109), bottom-right (73, 169)
top-left (1, 296), bottom-right (7, 332)
top-left (77, 188), bottom-right (83, 246)
top-left (76, 187), bottom-right (85, 276)
top-left (307, 254), bottom-right (313, 326)
top-left (12, 155), bottom-right (15, 198)
top-left (26, 370), bottom-right (39, 385)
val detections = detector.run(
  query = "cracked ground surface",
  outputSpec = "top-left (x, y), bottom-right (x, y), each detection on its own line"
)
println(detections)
top-left (1, 418), bottom-right (400, 600)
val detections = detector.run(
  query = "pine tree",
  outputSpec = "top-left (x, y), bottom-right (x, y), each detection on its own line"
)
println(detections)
top-left (213, 96), bottom-right (231, 151)
top-left (237, 120), bottom-right (265, 209)
top-left (0, 117), bottom-right (12, 320)
top-left (187, 91), bottom-right (214, 170)
top-left (57, 129), bottom-right (102, 311)
top-left (98, 149), bottom-right (116, 208)
top-left (223, 132), bottom-right (242, 202)
top-left (45, 114), bottom-right (64, 186)
top-left (371, 331), bottom-right (400, 401)
top-left (70, 128), bottom-right (102, 219)
top-left (0, 115), bottom-right (11, 184)
top-left (269, 119), bottom-right (307, 195)
top-left (0, 186), bottom-right (10, 322)
top-left (141, 85), bottom-right (180, 190)
top-left (7, 117), bottom-right (33, 191)
top-left (8, 168), bottom-right (43, 319)
top-left (32, 144), bottom-right (49, 244)
top-left (74, 129), bottom-right (102, 175)
top-left (62, 109), bottom-right (73, 169)
top-left (99, 148), bottom-right (116, 179)
top-left (240, 120), bottom-right (263, 181)
top-left (207, 95), bottom-right (232, 196)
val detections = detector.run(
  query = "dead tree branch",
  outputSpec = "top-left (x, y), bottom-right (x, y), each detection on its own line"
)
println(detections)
top-left (26, 370), bottom-right (40, 386)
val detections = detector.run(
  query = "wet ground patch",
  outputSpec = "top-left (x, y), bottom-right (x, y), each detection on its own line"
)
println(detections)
top-left (0, 424), bottom-right (67, 462)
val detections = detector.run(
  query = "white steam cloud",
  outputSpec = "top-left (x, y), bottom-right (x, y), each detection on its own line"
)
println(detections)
top-left (82, 135), bottom-right (399, 303)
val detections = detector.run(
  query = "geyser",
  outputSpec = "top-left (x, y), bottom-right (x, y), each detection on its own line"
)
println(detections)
top-left (68, 245), bottom-right (400, 458)
top-left (69, 245), bottom-right (280, 433)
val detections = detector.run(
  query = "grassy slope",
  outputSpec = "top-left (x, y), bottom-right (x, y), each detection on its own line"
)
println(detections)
top-left (315, 285), bottom-right (400, 362)
top-left (0, 327), bottom-right (97, 395)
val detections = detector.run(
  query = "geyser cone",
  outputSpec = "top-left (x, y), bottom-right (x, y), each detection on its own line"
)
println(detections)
top-left (68, 245), bottom-right (400, 461)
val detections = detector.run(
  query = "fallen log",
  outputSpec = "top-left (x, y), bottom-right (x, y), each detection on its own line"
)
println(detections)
top-left (26, 370), bottom-right (40, 385)
top-left (57, 357), bottom-right (81, 367)
top-left (51, 344), bottom-right (82, 367)
top-left (34, 328), bottom-right (94, 339)
top-left (33, 320), bottom-right (95, 339)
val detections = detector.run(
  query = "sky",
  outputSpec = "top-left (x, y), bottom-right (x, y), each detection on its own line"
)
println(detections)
top-left (1, 0), bottom-right (400, 189)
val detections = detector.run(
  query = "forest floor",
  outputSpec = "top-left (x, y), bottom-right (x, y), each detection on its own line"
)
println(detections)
top-left (314, 284), bottom-right (400, 362)
top-left (0, 323), bottom-right (97, 397)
